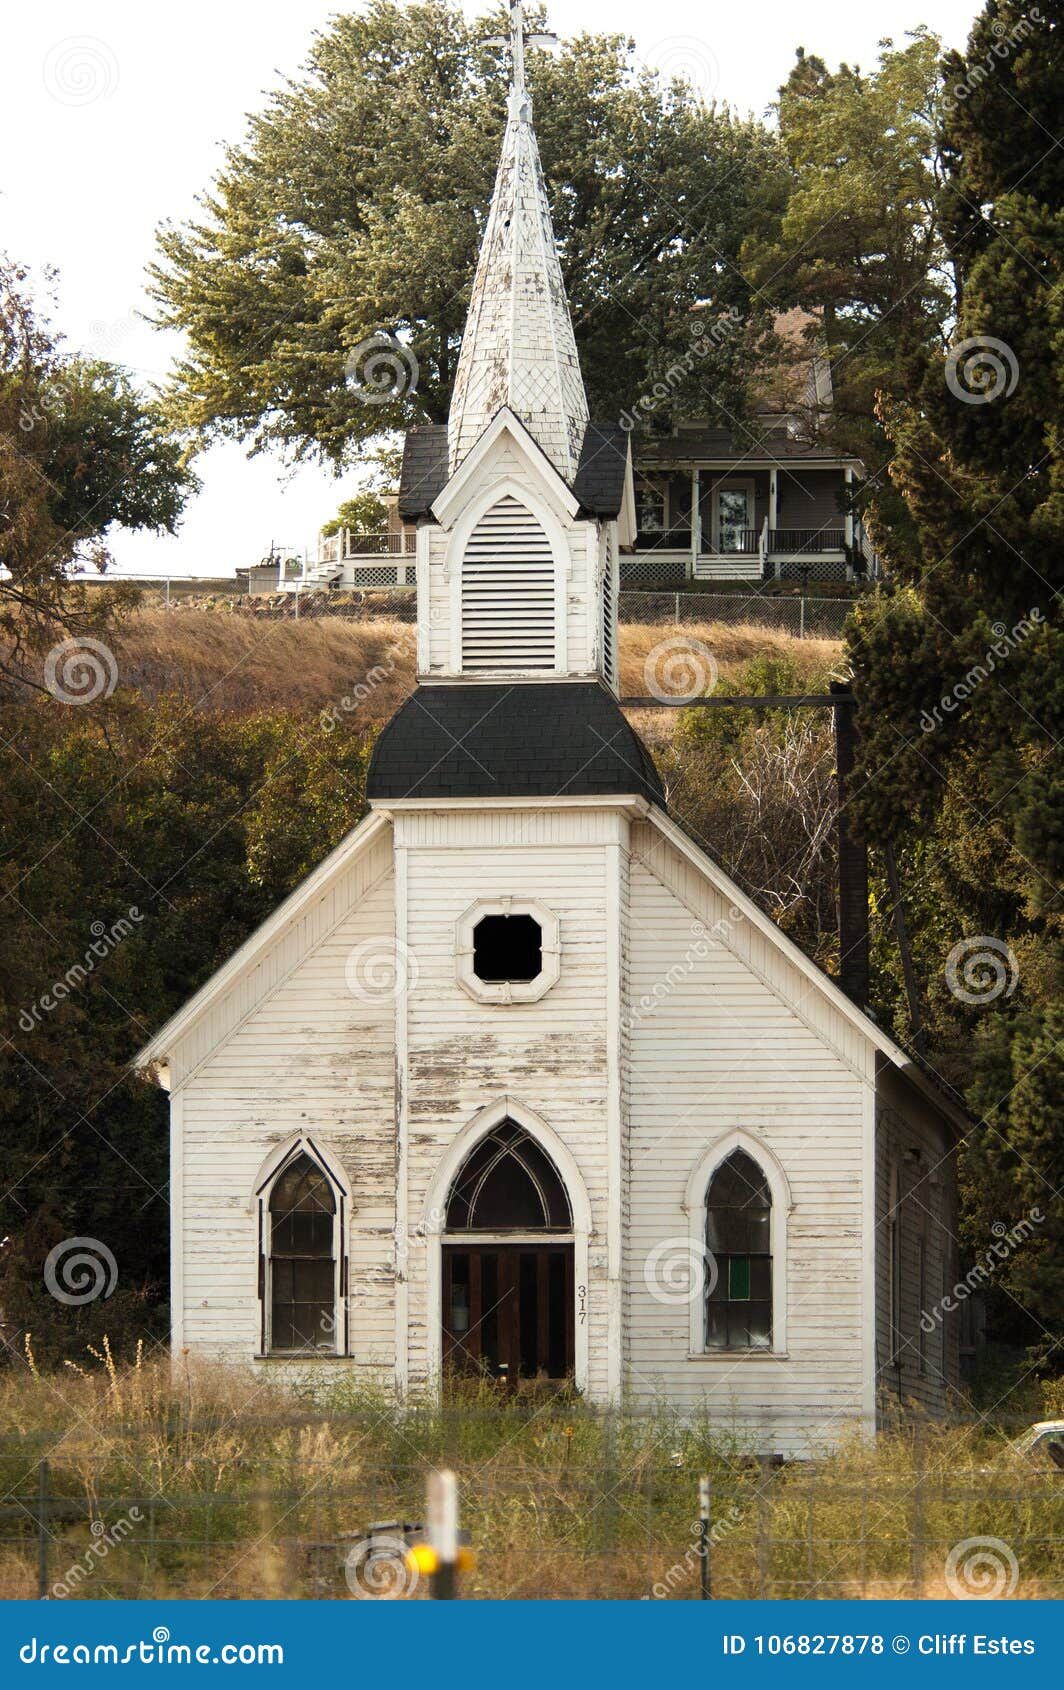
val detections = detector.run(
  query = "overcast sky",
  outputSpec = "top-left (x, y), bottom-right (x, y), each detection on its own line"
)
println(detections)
top-left (1, 0), bottom-right (982, 577)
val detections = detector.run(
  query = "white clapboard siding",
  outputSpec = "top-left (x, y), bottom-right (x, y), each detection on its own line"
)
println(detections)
top-left (461, 495), bottom-right (556, 671)
top-left (396, 807), bottom-right (623, 1401)
top-left (176, 863), bottom-right (398, 1376)
top-left (626, 837), bottom-right (871, 1453)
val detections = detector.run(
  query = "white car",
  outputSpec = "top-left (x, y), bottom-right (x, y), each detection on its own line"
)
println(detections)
top-left (1011, 1420), bottom-right (1064, 1469)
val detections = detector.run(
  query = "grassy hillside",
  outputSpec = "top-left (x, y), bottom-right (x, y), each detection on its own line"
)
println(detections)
top-left (104, 607), bottom-right (842, 726)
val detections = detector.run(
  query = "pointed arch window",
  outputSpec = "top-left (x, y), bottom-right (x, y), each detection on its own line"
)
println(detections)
top-left (446, 1122), bottom-right (572, 1232)
top-left (705, 1148), bottom-right (773, 1351)
top-left (260, 1150), bottom-right (344, 1355)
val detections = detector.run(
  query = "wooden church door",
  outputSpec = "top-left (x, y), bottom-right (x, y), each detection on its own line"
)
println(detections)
top-left (442, 1243), bottom-right (574, 1386)
top-left (440, 1121), bottom-right (575, 1388)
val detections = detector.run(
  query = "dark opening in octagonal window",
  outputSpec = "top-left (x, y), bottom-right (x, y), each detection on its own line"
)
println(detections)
top-left (473, 914), bottom-right (543, 983)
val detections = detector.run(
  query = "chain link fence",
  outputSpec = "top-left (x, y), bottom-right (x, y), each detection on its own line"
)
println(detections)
top-left (619, 591), bottom-right (858, 640)
top-left (154, 587), bottom-right (857, 640)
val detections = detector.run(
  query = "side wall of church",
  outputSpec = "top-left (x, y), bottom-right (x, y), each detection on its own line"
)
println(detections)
top-left (624, 820), bottom-right (875, 1455)
top-left (169, 831), bottom-right (398, 1383)
top-left (875, 1064), bottom-right (960, 1418)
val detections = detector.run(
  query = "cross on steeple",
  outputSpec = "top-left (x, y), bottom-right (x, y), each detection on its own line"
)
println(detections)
top-left (485, 2), bottom-right (558, 119)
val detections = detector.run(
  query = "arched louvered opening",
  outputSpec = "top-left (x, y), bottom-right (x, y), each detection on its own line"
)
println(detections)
top-left (461, 495), bottom-right (556, 672)
top-left (265, 1152), bottom-right (339, 1354)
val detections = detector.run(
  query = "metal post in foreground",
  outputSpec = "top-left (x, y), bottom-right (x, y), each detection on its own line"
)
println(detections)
top-left (698, 1473), bottom-right (712, 1600)
top-left (37, 1460), bottom-right (49, 1600)
top-left (428, 1469), bottom-right (458, 1600)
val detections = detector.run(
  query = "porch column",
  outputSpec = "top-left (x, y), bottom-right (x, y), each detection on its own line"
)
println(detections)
top-left (689, 468), bottom-right (700, 581)
top-left (769, 467), bottom-right (780, 579)
top-left (844, 464), bottom-right (855, 581)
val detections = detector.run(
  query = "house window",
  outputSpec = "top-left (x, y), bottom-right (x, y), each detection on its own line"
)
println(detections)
top-left (456, 898), bottom-right (560, 1004)
top-left (705, 1148), bottom-right (772, 1350)
top-left (266, 1152), bottom-right (338, 1354)
top-left (635, 476), bottom-right (667, 534)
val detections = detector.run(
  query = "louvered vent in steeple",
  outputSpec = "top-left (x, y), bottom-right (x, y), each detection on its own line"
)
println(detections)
top-left (460, 496), bottom-right (556, 672)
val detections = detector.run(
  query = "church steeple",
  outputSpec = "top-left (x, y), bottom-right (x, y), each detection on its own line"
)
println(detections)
top-left (448, 2), bottom-right (589, 482)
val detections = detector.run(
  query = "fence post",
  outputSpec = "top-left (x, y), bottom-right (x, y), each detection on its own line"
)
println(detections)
top-left (910, 1430), bottom-right (926, 1598)
top-left (294, 586), bottom-right (300, 620)
top-left (799, 593), bottom-right (806, 639)
top-left (674, 591), bottom-right (680, 626)
top-left (427, 1469), bottom-right (458, 1600)
top-left (37, 1459), bottom-right (49, 1599)
top-left (698, 1474), bottom-right (712, 1600)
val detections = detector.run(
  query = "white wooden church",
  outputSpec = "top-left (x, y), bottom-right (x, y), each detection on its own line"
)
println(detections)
top-left (138, 5), bottom-right (964, 1452)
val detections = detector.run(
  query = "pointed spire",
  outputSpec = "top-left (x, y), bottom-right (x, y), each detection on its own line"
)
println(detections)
top-left (448, 2), bottom-right (589, 482)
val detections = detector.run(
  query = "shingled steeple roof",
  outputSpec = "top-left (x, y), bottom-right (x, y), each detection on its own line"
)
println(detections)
top-left (447, 1), bottom-right (589, 484)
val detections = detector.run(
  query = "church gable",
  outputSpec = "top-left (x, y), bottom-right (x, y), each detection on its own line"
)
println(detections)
top-left (138, 814), bottom-right (393, 1092)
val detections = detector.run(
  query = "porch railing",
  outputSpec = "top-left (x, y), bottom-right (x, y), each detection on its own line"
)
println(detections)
top-left (768, 527), bottom-right (845, 553)
top-left (318, 530), bottom-right (417, 565)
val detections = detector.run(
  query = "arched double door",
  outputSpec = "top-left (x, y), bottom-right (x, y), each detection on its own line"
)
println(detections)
top-left (441, 1120), bottom-right (575, 1388)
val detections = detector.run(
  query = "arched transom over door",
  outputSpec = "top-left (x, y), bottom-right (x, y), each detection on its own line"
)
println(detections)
top-left (460, 496), bottom-right (557, 672)
top-left (442, 1121), bottom-right (574, 1388)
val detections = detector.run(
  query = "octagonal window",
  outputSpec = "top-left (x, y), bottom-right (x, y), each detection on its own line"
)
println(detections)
top-left (473, 914), bottom-right (542, 984)
top-left (456, 898), bottom-right (560, 1004)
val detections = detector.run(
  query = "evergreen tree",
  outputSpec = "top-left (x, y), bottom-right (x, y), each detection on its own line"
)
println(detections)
top-left (848, 0), bottom-right (1064, 1347)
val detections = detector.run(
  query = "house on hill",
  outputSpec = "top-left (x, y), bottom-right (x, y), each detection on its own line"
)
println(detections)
top-left (137, 3), bottom-right (961, 1453)
top-left (628, 309), bottom-right (877, 587)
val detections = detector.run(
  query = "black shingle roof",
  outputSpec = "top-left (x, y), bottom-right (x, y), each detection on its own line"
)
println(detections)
top-left (398, 426), bottom-right (449, 519)
top-left (367, 682), bottom-right (665, 806)
top-left (397, 421), bottom-right (630, 520)
top-left (573, 424), bottom-right (630, 517)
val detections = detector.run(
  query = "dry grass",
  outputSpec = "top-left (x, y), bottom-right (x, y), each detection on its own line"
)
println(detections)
top-left (1, 1354), bottom-right (1062, 1600)
top-left (101, 608), bottom-right (841, 727)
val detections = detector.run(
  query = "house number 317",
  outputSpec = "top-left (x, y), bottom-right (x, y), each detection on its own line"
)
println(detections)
top-left (577, 1284), bottom-right (587, 1323)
